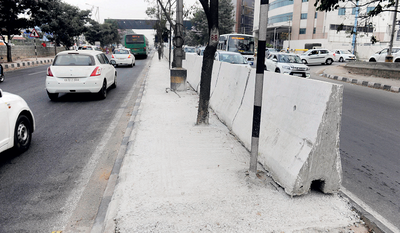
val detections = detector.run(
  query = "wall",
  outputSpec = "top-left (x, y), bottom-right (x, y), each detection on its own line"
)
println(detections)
top-left (0, 45), bottom-right (65, 60)
top-left (183, 53), bottom-right (343, 196)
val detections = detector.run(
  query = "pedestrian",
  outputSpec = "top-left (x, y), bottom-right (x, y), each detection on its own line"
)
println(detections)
top-left (0, 61), bottom-right (4, 82)
top-left (157, 44), bottom-right (163, 60)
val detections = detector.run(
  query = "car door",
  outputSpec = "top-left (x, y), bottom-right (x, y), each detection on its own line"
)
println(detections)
top-left (97, 54), bottom-right (113, 87)
top-left (377, 49), bottom-right (388, 62)
top-left (319, 50), bottom-right (330, 63)
top-left (0, 91), bottom-right (10, 150)
top-left (266, 54), bottom-right (278, 71)
top-left (308, 50), bottom-right (320, 64)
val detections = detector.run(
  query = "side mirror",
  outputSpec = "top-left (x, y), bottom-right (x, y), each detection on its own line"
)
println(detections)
top-left (272, 58), bottom-right (278, 62)
top-left (109, 60), bottom-right (116, 67)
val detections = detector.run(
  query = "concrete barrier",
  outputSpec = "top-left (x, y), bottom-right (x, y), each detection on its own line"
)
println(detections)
top-left (183, 54), bottom-right (343, 196)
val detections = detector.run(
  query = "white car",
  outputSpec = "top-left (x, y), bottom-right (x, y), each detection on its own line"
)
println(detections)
top-left (265, 53), bottom-right (310, 78)
top-left (334, 49), bottom-right (356, 62)
top-left (0, 89), bottom-right (35, 154)
top-left (46, 50), bottom-right (117, 100)
top-left (110, 48), bottom-right (136, 67)
top-left (214, 51), bottom-right (251, 68)
top-left (299, 49), bottom-right (335, 65)
top-left (368, 47), bottom-right (400, 62)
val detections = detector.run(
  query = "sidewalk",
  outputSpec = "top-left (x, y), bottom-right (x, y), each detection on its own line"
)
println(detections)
top-left (317, 63), bottom-right (400, 93)
top-left (105, 55), bottom-right (368, 232)
top-left (1, 56), bottom-right (54, 72)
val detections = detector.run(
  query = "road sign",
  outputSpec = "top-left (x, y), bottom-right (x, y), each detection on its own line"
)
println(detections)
top-left (30, 29), bottom-right (39, 38)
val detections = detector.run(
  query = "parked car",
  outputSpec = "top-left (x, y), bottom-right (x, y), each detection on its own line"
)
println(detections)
top-left (110, 48), bottom-right (136, 67)
top-left (197, 46), bottom-right (206, 56)
top-left (299, 48), bottom-right (335, 65)
top-left (214, 51), bottom-right (251, 68)
top-left (368, 47), bottom-right (400, 62)
top-left (0, 89), bottom-right (35, 154)
top-left (265, 53), bottom-right (310, 78)
top-left (184, 46), bottom-right (196, 53)
top-left (334, 49), bottom-right (356, 62)
top-left (46, 50), bottom-right (117, 100)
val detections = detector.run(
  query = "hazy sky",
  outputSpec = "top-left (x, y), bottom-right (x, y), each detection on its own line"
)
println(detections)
top-left (63, 0), bottom-right (199, 23)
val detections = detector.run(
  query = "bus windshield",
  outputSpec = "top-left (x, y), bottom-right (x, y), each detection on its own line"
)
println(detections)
top-left (227, 35), bottom-right (254, 55)
top-left (126, 35), bottom-right (145, 44)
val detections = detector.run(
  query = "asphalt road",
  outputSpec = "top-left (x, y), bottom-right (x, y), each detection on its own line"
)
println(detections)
top-left (0, 54), bottom-right (152, 232)
top-left (310, 64), bottom-right (400, 231)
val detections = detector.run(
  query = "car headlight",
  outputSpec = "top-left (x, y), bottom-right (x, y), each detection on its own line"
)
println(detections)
top-left (282, 65), bottom-right (292, 70)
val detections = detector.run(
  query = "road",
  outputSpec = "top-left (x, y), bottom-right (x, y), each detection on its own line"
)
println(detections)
top-left (0, 54), bottom-right (151, 232)
top-left (309, 64), bottom-right (400, 231)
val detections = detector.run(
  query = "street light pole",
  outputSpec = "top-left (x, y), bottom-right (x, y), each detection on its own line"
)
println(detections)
top-left (386, 0), bottom-right (399, 62)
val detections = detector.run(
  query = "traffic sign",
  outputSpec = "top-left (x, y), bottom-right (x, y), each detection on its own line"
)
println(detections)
top-left (30, 29), bottom-right (39, 38)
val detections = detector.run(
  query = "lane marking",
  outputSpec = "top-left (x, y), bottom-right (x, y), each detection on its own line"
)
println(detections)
top-left (341, 187), bottom-right (400, 232)
top-left (28, 70), bottom-right (47, 76)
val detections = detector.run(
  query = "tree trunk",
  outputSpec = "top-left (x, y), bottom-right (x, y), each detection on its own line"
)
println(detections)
top-left (196, 45), bottom-right (216, 124)
top-left (196, 0), bottom-right (219, 125)
top-left (6, 44), bottom-right (12, 62)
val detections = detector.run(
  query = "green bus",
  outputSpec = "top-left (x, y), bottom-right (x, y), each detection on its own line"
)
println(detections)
top-left (124, 34), bottom-right (149, 58)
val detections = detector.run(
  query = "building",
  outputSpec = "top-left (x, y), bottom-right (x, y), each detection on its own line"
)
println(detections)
top-left (253, 0), bottom-right (400, 59)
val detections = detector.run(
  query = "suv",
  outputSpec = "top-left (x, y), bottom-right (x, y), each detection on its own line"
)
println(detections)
top-left (299, 49), bottom-right (335, 65)
top-left (265, 53), bottom-right (310, 78)
top-left (368, 48), bottom-right (400, 62)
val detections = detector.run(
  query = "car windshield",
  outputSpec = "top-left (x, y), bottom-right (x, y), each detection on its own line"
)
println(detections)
top-left (219, 53), bottom-right (247, 64)
top-left (278, 54), bottom-right (302, 63)
top-left (114, 49), bottom-right (129, 54)
top-left (53, 54), bottom-right (94, 66)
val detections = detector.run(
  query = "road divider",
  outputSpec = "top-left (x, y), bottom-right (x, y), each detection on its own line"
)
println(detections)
top-left (184, 53), bottom-right (343, 196)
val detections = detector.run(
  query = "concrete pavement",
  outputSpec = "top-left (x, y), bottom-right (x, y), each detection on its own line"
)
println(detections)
top-left (100, 54), bottom-right (369, 233)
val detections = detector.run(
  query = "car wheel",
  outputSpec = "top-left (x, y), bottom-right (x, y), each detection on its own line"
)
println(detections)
top-left (14, 115), bottom-right (32, 153)
top-left (47, 91), bottom-right (58, 101)
top-left (98, 80), bottom-right (107, 99)
top-left (302, 59), bottom-right (308, 64)
top-left (339, 57), bottom-right (344, 62)
top-left (0, 75), bottom-right (4, 83)
top-left (264, 65), bottom-right (267, 70)
top-left (131, 62), bottom-right (134, 67)
top-left (133, 62), bottom-right (136, 66)
top-left (275, 68), bottom-right (280, 73)
top-left (325, 58), bottom-right (333, 65)
top-left (369, 58), bottom-right (376, 62)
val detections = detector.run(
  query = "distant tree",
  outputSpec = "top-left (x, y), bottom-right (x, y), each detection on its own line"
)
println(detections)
top-left (100, 20), bottom-right (121, 46)
top-left (186, 0), bottom-right (234, 46)
top-left (32, 0), bottom-right (91, 53)
top-left (0, 0), bottom-right (36, 62)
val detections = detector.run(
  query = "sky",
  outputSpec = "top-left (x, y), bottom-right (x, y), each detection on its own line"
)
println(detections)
top-left (63, 0), bottom-right (198, 23)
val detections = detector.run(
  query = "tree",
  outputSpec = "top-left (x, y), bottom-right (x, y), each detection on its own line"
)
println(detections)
top-left (196, 0), bottom-right (219, 125)
top-left (187, 0), bottom-right (235, 46)
top-left (32, 0), bottom-right (91, 53)
top-left (87, 19), bottom-right (122, 47)
top-left (0, 0), bottom-right (37, 62)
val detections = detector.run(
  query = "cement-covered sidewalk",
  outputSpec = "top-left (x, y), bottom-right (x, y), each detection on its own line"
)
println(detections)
top-left (104, 54), bottom-right (367, 232)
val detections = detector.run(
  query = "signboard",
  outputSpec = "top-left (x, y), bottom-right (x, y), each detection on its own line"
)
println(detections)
top-left (30, 29), bottom-right (39, 38)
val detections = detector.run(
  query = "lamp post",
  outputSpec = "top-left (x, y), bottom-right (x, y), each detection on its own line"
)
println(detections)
top-left (386, 0), bottom-right (399, 62)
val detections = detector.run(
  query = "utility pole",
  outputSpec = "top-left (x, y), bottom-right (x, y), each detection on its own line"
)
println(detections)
top-left (351, 1), bottom-right (359, 55)
top-left (170, 0), bottom-right (187, 91)
top-left (250, 0), bottom-right (269, 175)
top-left (386, 0), bottom-right (399, 62)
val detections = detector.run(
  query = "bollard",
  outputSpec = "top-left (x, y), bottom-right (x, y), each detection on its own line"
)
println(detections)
top-left (170, 68), bottom-right (187, 91)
